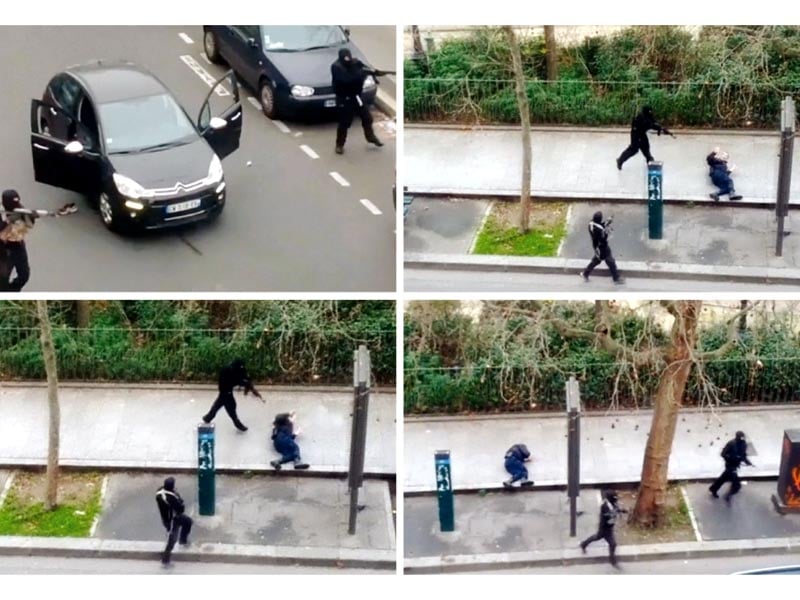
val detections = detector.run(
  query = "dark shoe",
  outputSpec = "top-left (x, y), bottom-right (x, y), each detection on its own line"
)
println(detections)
top-left (580, 272), bottom-right (589, 282)
top-left (367, 136), bottom-right (384, 147)
top-left (709, 488), bottom-right (719, 499)
top-left (614, 278), bottom-right (625, 286)
top-left (580, 542), bottom-right (587, 554)
top-left (201, 415), bottom-right (212, 424)
top-left (270, 460), bottom-right (282, 470)
top-left (234, 423), bottom-right (248, 432)
top-left (611, 562), bottom-right (622, 570)
top-left (709, 193), bottom-right (720, 201)
top-left (730, 194), bottom-right (743, 201)
top-left (335, 145), bottom-right (344, 155)
top-left (520, 480), bottom-right (534, 487)
top-left (616, 158), bottom-right (622, 171)
top-left (179, 539), bottom-right (190, 546)
top-left (293, 461), bottom-right (310, 470)
top-left (357, 504), bottom-right (367, 512)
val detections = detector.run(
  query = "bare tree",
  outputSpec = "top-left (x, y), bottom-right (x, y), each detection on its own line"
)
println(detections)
top-left (544, 26), bottom-right (558, 81)
top-left (503, 26), bottom-right (532, 233)
top-left (36, 300), bottom-right (60, 510)
top-left (411, 26), bottom-right (425, 58)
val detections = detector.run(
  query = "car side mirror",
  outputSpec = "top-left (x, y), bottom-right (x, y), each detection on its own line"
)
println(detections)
top-left (248, 37), bottom-right (258, 49)
top-left (209, 117), bottom-right (227, 131)
top-left (64, 140), bottom-right (84, 154)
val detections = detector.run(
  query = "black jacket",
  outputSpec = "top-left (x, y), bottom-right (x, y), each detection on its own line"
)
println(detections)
top-left (218, 360), bottom-right (254, 395)
top-left (721, 438), bottom-right (752, 471)
top-left (156, 487), bottom-right (185, 529)
top-left (588, 215), bottom-right (611, 252)
top-left (331, 58), bottom-right (371, 100)
top-left (631, 110), bottom-right (663, 138)
top-left (505, 443), bottom-right (531, 462)
top-left (599, 499), bottom-right (624, 531)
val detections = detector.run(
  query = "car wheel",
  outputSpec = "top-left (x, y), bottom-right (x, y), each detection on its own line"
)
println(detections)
top-left (98, 191), bottom-right (129, 234)
top-left (259, 80), bottom-right (279, 119)
top-left (203, 30), bottom-right (223, 64)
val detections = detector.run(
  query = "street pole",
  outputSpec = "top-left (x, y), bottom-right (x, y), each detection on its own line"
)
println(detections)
top-left (772, 429), bottom-right (800, 514)
top-left (647, 162), bottom-right (664, 240)
top-left (197, 423), bottom-right (215, 516)
top-left (776, 96), bottom-right (795, 257)
top-left (435, 450), bottom-right (455, 532)
top-left (566, 375), bottom-right (581, 537)
top-left (348, 345), bottom-right (370, 534)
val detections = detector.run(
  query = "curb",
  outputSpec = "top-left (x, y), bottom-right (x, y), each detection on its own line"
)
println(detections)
top-left (404, 252), bottom-right (800, 285)
top-left (403, 123), bottom-right (781, 137)
top-left (0, 382), bottom-right (396, 394)
top-left (375, 89), bottom-right (396, 119)
top-left (0, 537), bottom-right (395, 570)
top-left (404, 536), bottom-right (800, 573)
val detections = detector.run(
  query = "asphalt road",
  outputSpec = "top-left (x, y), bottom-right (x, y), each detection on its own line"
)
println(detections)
top-left (0, 555), bottom-right (388, 574)
top-left (474, 553), bottom-right (800, 575)
top-left (1, 26), bottom-right (395, 291)
top-left (404, 268), bottom-right (800, 291)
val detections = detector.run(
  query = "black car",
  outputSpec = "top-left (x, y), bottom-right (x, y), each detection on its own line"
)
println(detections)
top-left (31, 61), bottom-right (242, 233)
top-left (203, 25), bottom-right (377, 119)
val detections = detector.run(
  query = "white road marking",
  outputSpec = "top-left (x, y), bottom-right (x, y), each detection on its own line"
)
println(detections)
top-left (0, 471), bottom-right (15, 507)
top-left (329, 172), bottom-right (350, 187)
top-left (179, 55), bottom-right (230, 96)
top-left (247, 97), bottom-right (261, 110)
top-left (360, 199), bottom-right (382, 215)
top-left (300, 145), bottom-right (319, 160)
top-left (272, 120), bottom-right (291, 134)
top-left (89, 475), bottom-right (110, 538)
top-left (681, 485), bottom-right (703, 542)
top-left (178, 32), bottom-right (194, 44)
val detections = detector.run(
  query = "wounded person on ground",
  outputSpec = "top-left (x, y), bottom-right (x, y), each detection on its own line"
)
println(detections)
top-left (707, 148), bottom-right (743, 202)
top-left (270, 411), bottom-right (309, 470)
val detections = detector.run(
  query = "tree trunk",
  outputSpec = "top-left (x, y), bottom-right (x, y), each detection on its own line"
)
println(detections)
top-left (36, 300), bottom-right (60, 510)
top-left (544, 26), bottom-right (558, 81)
top-left (632, 301), bottom-right (702, 526)
top-left (504, 26), bottom-right (532, 233)
top-left (75, 301), bottom-right (91, 328)
top-left (411, 26), bottom-right (425, 57)
top-left (739, 300), bottom-right (748, 332)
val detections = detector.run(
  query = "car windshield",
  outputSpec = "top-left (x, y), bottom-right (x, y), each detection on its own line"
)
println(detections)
top-left (261, 26), bottom-right (347, 52)
top-left (98, 93), bottom-right (197, 154)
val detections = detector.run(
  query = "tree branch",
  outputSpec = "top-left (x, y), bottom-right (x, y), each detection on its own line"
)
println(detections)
top-left (695, 300), bottom-right (761, 360)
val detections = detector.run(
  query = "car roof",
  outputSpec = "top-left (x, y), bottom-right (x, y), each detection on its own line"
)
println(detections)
top-left (65, 62), bottom-right (168, 104)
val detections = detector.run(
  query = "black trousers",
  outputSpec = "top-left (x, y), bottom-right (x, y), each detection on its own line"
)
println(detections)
top-left (0, 243), bottom-right (30, 292)
top-left (162, 514), bottom-right (193, 564)
top-left (336, 98), bottom-right (375, 147)
top-left (584, 247), bottom-right (621, 281)
top-left (582, 528), bottom-right (618, 565)
top-left (202, 391), bottom-right (246, 430)
top-left (618, 133), bottom-right (653, 166)
top-left (709, 468), bottom-right (741, 498)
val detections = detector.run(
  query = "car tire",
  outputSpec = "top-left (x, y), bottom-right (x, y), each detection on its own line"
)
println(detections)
top-left (98, 191), bottom-right (130, 235)
top-left (259, 80), bottom-right (279, 119)
top-left (203, 29), bottom-right (224, 65)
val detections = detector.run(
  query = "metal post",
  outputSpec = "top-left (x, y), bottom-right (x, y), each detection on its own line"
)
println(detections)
top-left (197, 423), bottom-right (215, 516)
top-left (566, 376), bottom-right (581, 537)
top-left (647, 162), bottom-right (664, 240)
top-left (348, 345), bottom-right (370, 534)
top-left (776, 96), bottom-right (795, 257)
top-left (435, 450), bottom-right (455, 532)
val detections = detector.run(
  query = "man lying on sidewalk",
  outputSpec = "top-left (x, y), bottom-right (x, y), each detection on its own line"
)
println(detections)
top-left (707, 148), bottom-right (743, 202)
top-left (270, 411), bottom-right (310, 470)
top-left (503, 443), bottom-right (534, 488)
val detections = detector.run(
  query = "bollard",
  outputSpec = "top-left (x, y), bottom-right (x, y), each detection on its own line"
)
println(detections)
top-left (772, 429), bottom-right (800, 514)
top-left (435, 450), bottom-right (455, 532)
top-left (647, 161), bottom-right (664, 240)
top-left (566, 376), bottom-right (582, 537)
top-left (198, 423), bottom-right (215, 516)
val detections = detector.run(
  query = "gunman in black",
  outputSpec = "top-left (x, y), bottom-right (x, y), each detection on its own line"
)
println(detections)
top-left (616, 106), bottom-right (673, 169)
top-left (0, 190), bottom-right (33, 292)
top-left (155, 477), bottom-right (193, 566)
top-left (331, 48), bottom-right (383, 154)
top-left (709, 430), bottom-right (753, 503)
top-left (580, 490), bottom-right (628, 568)
top-left (581, 211), bottom-right (623, 284)
top-left (202, 359), bottom-right (263, 432)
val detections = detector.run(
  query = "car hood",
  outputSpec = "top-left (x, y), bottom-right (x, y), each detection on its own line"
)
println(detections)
top-left (108, 137), bottom-right (214, 190)
top-left (266, 43), bottom-right (371, 88)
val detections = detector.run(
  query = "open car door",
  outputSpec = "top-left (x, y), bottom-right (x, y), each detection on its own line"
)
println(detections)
top-left (197, 71), bottom-right (242, 160)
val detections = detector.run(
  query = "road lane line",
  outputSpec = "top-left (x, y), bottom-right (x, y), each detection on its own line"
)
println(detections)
top-left (360, 199), bottom-right (382, 215)
top-left (179, 55), bottom-right (230, 96)
top-left (329, 172), bottom-right (350, 187)
top-left (300, 145), bottom-right (319, 160)
top-left (178, 32), bottom-right (194, 44)
top-left (89, 475), bottom-right (109, 538)
top-left (272, 120), bottom-right (291, 134)
top-left (247, 97), bottom-right (261, 110)
top-left (681, 485), bottom-right (703, 542)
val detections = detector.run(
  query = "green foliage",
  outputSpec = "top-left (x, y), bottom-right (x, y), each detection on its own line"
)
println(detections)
top-left (0, 301), bottom-right (395, 385)
top-left (406, 26), bottom-right (800, 127)
top-left (472, 210), bottom-right (566, 257)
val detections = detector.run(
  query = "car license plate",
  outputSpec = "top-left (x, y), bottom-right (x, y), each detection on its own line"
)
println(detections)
top-left (325, 99), bottom-right (336, 108)
top-left (166, 199), bottom-right (201, 214)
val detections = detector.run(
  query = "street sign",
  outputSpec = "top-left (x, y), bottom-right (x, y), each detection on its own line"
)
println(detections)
top-left (197, 423), bottom-right (215, 516)
top-left (435, 450), bottom-right (455, 532)
top-left (647, 162), bottom-right (664, 240)
top-left (772, 429), bottom-right (800, 514)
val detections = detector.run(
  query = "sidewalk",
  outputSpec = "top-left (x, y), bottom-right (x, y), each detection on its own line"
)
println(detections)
top-left (0, 383), bottom-right (396, 475)
top-left (405, 125), bottom-right (795, 205)
top-left (404, 406), bottom-right (800, 493)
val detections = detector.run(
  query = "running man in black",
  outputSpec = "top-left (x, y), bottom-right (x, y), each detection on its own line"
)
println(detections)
top-left (155, 477), bottom-right (193, 566)
top-left (709, 430), bottom-right (753, 503)
top-left (581, 211), bottom-right (623, 284)
top-left (202, 359), bottom-right (263, 432)
top-left (581, 489), bottom-right (628, 568)
top-left (616, 106), bottom-right (672, 170)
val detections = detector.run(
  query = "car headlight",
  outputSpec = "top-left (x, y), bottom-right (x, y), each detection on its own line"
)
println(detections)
top-left (363, 75), bottom-right (377, 89)
top-left (206, 154), bottom-right (223, 185)
top-left (113, 173), bottom-right (153, 200)
top-left (291, 85), bottom-right (315, 98)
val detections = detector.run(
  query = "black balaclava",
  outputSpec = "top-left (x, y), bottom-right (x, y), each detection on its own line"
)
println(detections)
top-left (642, 106), bottom-right (653, 117)
top-left (231, 358), bottom-right (245, 371)
top-left (604, 490), bottom-right (618, 503)
top-left (592, 211), bottom-right (603, 224)
top-left (164, 477), bottom-right (175, 491)
top-left (339, 48), bottom-right (353, 68)
top-left (735, 431), bottom-right (745, 441)
top-left (2, 189), bottom-right (20, 212)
